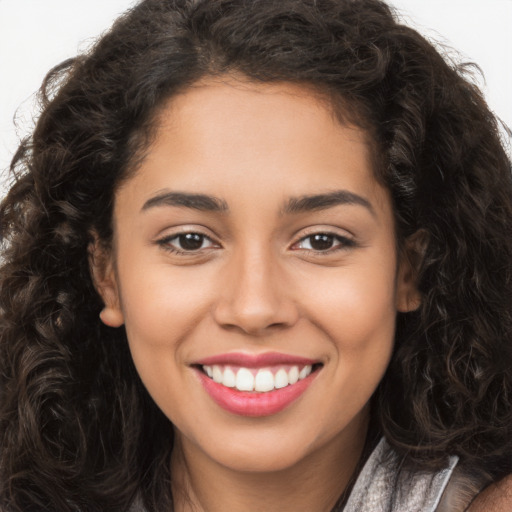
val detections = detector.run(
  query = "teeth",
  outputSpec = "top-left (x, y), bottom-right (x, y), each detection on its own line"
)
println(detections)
top-left (222, 367), bottom-right (236, 387)
top-left (254, 370), bottom-right (274, 392)
top-left (212, 365), bottom-right (223, 383)
top-left (202, 364), bottom-right (314, 393)
top-left (299, 365), bottom-right (312, 379)
top-left (274, 368), bottom-right (289, 389)
top-left (288, 366), bottom-right (299, 385)
top-left (236, 368), bottom-right (254, 391)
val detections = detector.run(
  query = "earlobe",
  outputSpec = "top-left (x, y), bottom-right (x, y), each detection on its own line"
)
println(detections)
top-left (396, 230), bottom-right (428, 313)
top-left (396, 281), bottom-right (421, 313)
top-left (99, 306), bottom-right (125, 328)
top-left (88, 235), bottom-right (124, 328)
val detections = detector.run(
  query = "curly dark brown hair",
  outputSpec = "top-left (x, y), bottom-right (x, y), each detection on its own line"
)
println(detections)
top-left (1, 0), bottom-right (511, 510)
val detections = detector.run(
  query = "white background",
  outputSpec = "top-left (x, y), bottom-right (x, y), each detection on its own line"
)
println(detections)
top-left (1, 0), bottom-right (511, 184)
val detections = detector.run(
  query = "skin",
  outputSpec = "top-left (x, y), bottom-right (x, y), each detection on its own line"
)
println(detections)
top-left (469, 476), bottom-right (512, 511)
top-left (92, 77), bottom-right (420, 512)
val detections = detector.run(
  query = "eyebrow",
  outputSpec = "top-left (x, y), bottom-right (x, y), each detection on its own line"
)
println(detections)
top-left (141, 191), bottom-right (229, 212)
top-left (141, 189), bottom-right (375, 217)
top-left (282, 190), bottom-right (375, 217)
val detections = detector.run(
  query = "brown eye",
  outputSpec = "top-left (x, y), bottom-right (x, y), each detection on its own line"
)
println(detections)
top-left (308, 234), bottom-right (335, 251)
top-left (159, 232), bottom-right (217, 252)
top-left (294, 233), bottom-right (354, 252)
top-left (178, 233), bottom-right (206, 251)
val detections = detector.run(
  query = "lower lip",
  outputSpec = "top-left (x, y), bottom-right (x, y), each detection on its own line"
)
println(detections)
top-left (195, 368), bottom-right (318, 417)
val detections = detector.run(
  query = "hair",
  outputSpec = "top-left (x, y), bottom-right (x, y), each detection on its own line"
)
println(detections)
top-left (1, 0), bottom-right (511, 510)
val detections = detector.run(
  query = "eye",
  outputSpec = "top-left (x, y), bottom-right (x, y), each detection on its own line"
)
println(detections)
top-left (158, 232), bottom-right (218, 253)
top-left (293, 233), bottom-right (354, 252)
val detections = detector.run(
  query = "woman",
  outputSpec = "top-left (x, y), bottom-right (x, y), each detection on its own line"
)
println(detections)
top-left (0, 0), bottom-right (511, 510)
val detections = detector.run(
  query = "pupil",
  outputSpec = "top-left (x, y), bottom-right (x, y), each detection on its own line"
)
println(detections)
top-left (179, 233), bottom-right (203, 250)
top-left (310, 234), bottom-right (333, 251)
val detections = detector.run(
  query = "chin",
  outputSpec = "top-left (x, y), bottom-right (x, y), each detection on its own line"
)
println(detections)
top-left (209, 441), bottom-right (312, 473)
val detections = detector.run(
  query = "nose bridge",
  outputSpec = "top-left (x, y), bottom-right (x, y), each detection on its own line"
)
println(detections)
top-left (213, 240), bottom-right (297, 334)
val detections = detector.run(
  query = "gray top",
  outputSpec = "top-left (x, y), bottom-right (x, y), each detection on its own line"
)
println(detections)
top-left (343, 438), bottom-right (458, 512)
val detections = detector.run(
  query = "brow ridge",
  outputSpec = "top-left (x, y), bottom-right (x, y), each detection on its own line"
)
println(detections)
top-left (282, 190), bottom-right (375, 216)
top-left (142, 191), bottom-right (229, 212)
top-left (141, 189), bottom-right (374, 217)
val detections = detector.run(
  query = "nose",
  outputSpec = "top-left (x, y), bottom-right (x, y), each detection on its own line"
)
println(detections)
top-left (212, 247), bottom-right (299, 336)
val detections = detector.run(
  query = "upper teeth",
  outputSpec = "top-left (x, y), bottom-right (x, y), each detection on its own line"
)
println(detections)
top-left (203, 364), bottom-right (313, 393)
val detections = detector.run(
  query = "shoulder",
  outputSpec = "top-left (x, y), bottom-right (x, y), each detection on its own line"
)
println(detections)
top-left (468, 474), bottom-right (512, 512)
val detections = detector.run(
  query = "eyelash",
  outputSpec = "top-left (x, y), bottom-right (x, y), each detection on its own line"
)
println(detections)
top-left (157, 232), bottom-right (218, 254)
top-left (291, 232), bottom-right (356, 254)
top-left (156, 231), bottom-right (355, 255)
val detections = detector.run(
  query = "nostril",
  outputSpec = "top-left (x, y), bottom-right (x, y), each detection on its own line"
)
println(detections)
top-left (212, 295), bottom-right (300, 335)
top-left (267, 321), bottom-right (291, 330)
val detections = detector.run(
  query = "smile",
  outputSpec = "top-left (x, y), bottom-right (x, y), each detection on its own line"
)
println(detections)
top-left (193, 353), bottom-right (322, 417)
top-left (202, 364), bottom-right (313, 392)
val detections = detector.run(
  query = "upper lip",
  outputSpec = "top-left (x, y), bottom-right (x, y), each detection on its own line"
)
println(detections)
top-left (194, 352), bottom-right (319, 368)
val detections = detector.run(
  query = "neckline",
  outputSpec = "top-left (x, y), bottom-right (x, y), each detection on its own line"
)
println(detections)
top-left (329, 427), bottom-right (382, 511)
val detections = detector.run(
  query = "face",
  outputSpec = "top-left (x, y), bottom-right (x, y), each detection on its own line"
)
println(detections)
top-left (93, 77), bottom-right (419, 474)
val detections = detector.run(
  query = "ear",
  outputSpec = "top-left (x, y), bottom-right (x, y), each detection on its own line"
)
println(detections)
top-left (88, 234), bottom-right (124, 328)
top-left (396, 229), bottom-right (428, 313)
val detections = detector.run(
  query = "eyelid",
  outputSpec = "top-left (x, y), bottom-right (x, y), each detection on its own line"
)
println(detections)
top-left (154, 224), bottom-right (221, 241)
top-left (291, 223), bottom-right (355, 238)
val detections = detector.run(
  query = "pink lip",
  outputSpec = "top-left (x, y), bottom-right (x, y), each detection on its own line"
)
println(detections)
top-left (196, 370), bottom-right (317, 417)
top-left (193, 352), bottom-right (321, 417)
top-left (194, 351), bottom-right (318, 368)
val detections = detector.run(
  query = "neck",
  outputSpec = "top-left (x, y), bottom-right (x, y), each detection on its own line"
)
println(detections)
top-left (170, 412), bottom-right (370, 512)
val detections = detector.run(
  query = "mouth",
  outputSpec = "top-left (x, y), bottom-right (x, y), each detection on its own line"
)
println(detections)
top-left (196, 362), bottom-right (322, 393)
top-left (192, 352), bottom-right (323, 417)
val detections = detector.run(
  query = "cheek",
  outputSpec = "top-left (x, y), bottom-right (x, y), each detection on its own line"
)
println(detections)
top-left (116, 262), bottom-right (216, 420)
top-left (114, 252), bottom-right (219, 400)
top-left (296, 261), bottom-right (398, 351)
top-left (118, 259), bottom-right (214, 346)
top-left (299, 266), bottom-right (397, 430)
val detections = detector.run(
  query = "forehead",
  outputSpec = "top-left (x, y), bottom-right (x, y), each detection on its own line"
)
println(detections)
top-left (155, 77), bottom-right (367, 152)
top-left (118, 77), bottom-right (390, 220)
